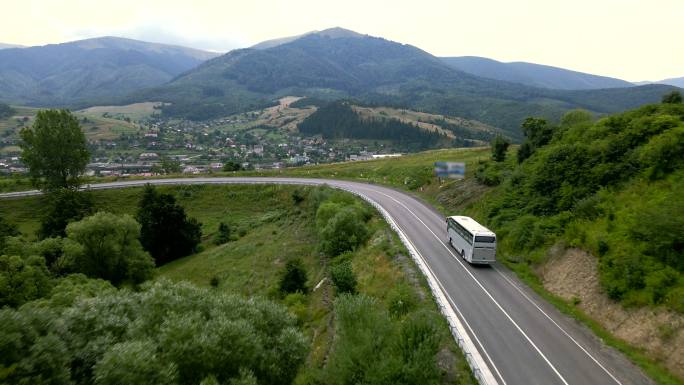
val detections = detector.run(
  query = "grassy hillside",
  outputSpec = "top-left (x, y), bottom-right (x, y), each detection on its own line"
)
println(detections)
top-left (0, 105), bottom-right (140, 147)
top-left (236, 102), bottom-right (684, 383)
top-left (0, 184), bottom-right (476, 384)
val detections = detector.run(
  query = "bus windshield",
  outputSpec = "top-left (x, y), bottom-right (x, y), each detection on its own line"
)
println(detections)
top-left (474, 236), bottom-right (496, 243)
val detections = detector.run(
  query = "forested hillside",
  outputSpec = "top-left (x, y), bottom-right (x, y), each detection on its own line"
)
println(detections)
top-left (474, 98), bottom-right (684, 312)
top-left (131, 28), bottom-right (675, 136)
top-left (297, 101), bottom-right (454, 150)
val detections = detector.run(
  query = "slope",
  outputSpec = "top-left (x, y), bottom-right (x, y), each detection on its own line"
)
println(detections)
top-left (133, 28), bottom-right (674, 137)
top-left (0, 37), bottom-right (220, 106)
top-left (441, 56), bottom-right (634, 90)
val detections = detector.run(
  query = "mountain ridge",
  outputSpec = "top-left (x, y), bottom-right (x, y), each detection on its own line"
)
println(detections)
top-left (440, 56), bottom-right (634, 90)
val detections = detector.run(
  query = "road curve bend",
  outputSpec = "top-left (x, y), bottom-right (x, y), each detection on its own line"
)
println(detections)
top-left (0, 177), bottom-right (653, 385)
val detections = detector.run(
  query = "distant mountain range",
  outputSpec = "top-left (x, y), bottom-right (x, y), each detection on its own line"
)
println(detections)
top-left (440, 56), bottom-right (634, 90)
top-left (635, 77), bottom-right (684, 88)
top-left (130, 28), bottom-right (674, 135)
top-left (0, 28), bottom-right (678, 138)
top-left (0, 43), bottom-right (25, 49)
top-left (0, 37), bottom-right (220, 106)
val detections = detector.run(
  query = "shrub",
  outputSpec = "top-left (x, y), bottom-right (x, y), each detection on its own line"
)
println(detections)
top-left (319, 207), bottom-right (370, 256)
top-left (387, 283), bottom-right (419, 317)
top-left (491, 135), bottom-right (510, 162)
top-left (214, 222), bottom-right (231, 245)
top-left (0, 280), bottom-right (308, 385)
top-left (62, 212), bottom-right (154, 285)
top-left (279, 259), bottom-right (308, 294)
top-left (330, 261), bottom-right (357, 295)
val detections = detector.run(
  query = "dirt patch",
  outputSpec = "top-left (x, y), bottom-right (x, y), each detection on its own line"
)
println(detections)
top-left (539, 246), bottom-right (684, 378)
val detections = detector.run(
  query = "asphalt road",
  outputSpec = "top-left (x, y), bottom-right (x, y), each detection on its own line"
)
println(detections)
top-left (0, 177), bottom-right (653, 385)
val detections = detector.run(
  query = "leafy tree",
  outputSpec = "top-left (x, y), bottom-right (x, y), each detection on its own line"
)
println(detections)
top-left (0, 254), bottom-right (53, 308)
top-left (0, 217), bottom-right (19, 252)
top-left (662, 90), bottom-right (682, 104)
top-left (330, 261), bottom-right (357, 294)
top-left (156, 157), bottom-right (182, 174)
top-left (279, 259), bottom-right (308, 294)
top-left (62, 212), bottom-right (154, 285)
top-left (222, 161), bottom-right (244, 172)
top-left (516, 141), bottom-right (534, 164)
top-left (39, 189), bottom-right (94, 239)
top-left (522, 117), bottom-right (553, 147)
top-left (137, 185), bottom-right (202, 265)
top-left (491, 135), bottom-right (510, 162)
top-left (19, 109), bottom-right (90, 191)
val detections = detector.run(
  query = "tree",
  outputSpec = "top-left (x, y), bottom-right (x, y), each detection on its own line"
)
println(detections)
top-left (222, 161), bottom-right (243, 172)
top-left (662, 90), bottom-right (683, 104)
top-left (137, 185), bottom-right (202, 265)
top-left (39, 189), bottom-right (94, 239)
top-left (491, 135), bottom-right (510, 162)
top-left (521, 117), bottom-right (553, 148)
top-left (19, 109), bottom-right (90, 191)
top-left (0, 254), bottom-right (53, 307)
top-left (156, 157), bottom-right (181, 174)
top-left (279, 259), bottom-right (308, 294)
top-left (0, 217), bottom-right (19, 252)
top-left (63, 212), bottom-right (154, 285)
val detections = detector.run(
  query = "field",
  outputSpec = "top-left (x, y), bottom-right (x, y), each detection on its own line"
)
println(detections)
top-left (0, 104), bottom-right (141, 144)
top-left (0, 184), bottom-right (475, 384)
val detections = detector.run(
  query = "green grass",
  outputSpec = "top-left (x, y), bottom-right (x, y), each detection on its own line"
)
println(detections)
top-left (1, 184), bottom-right (475, 384)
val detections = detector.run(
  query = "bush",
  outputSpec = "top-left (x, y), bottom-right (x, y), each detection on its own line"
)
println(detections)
top-left (279, 259), bottom-right (308, 294)
top-left (662, 90), bottom-right (682, 104)
top-left (387, 283), bottom-right (419, 317)
top-left (318, 207), bottom-right (370, 256)
top-left (323, 294), bottom-right (441, 385)
top-left (214, 222), bottom-right (231, 245)
top-left (0, 280), bottom-right (308, 385)
top-left (330, 261), bottom-right (357, 295)
top-left (491, 135), bottom-right (510, 162)
top-left (62, 212), bottom-right (154, 285)
top-left (137, 185), bottom-right (202, 265)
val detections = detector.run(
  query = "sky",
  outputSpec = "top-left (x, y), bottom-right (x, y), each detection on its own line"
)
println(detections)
top-left (1, 0), bottom-right (682, 82)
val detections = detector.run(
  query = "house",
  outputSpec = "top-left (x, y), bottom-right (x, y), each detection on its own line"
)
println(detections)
top-left (139, 153), bottom-right (159, 160)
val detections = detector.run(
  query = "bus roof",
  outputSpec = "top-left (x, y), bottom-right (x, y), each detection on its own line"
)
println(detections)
top-left (448, 216), bottom-right (495, 236)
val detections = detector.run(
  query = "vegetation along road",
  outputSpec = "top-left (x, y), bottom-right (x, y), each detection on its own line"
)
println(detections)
top-left (0, 177), bottom-right (652, 385)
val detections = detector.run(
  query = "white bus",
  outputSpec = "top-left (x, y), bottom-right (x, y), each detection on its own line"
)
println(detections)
top-left (446, 216), bottom-right (496, 264)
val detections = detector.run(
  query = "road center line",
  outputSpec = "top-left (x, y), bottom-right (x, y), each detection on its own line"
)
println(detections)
top-left (365, 187), bottom-right (570, 385)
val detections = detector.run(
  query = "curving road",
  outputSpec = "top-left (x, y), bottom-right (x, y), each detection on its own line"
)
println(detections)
top-left (0, 177), bottom-right (653, 385)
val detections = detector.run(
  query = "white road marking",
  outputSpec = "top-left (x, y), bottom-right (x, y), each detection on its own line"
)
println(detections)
top-left (365, 187), bottom-right (570, 385)
top-left (396, 218), bottom-right (509, 385)
top-left (492, 266), bottom-right (623, 385)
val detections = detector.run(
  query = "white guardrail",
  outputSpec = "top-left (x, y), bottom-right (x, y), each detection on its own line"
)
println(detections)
top-left (340, 186), bottom-right (499, 385)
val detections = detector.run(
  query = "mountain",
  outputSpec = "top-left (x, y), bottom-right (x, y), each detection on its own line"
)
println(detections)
top-left (132, 28), bottom-right (673, 137)
top-left (637, 77), bottom-right (684, 88)
top-left (0, 37), bottom-right (220, 106)
top-left (441, 56), bottom-right (634, 90)
top-left (251, 27), bottom-right (365, 50)
top-left (0, 43), bottom-right (24, 49)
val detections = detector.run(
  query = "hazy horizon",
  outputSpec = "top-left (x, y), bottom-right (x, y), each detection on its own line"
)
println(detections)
top-left (2, 0), bottom-right (682, 82)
